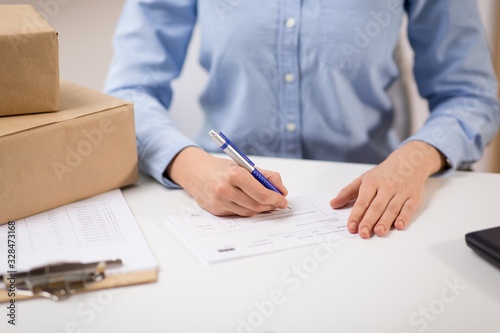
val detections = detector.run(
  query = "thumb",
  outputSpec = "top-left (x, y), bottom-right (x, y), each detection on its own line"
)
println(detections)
top-left (330, 178), bottom-right (361, 209)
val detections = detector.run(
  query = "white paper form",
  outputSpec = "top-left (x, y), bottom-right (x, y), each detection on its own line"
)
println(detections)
top-left (164, 189), bottom-right (354, 263)
top-left (0, 190), bottom-right (157, 287)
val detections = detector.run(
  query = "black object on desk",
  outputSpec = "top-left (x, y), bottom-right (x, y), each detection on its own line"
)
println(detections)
top-left (466, 226), bottom-right (500, 270)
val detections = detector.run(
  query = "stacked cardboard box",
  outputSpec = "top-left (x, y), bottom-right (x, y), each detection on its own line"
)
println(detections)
top-left (0, 6), bottom-right (138, 225)
top-left (0, 5), bottom-right (59, 116)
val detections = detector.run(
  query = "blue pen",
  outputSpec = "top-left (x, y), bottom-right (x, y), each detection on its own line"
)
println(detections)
top-left (209, 130), bottom-right (290, 209)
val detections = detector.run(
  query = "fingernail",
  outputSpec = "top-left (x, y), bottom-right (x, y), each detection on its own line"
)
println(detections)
top-left (360, 226), bottom-right (370, 238)
top-left (349, 221), bottom-right (357, 230)
top-left (395, 220), bottom-right (405, 230)
top-left (375, 225), bottom-right (386, 236)
top-left (279, 201), bottom-right (287, 209)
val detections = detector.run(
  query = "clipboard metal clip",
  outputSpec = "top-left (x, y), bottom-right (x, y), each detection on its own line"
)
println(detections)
top-left (1, 259), bottom-right (123, 301)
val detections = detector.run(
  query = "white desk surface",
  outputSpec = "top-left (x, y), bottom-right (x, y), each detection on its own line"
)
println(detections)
top-left (4, 156), bottom-right (500, 333)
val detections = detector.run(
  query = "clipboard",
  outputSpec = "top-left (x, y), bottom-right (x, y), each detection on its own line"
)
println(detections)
top-left (0, 189), bottom-right (158, 302)
top-left (0, 260), bottom-right (157, 302)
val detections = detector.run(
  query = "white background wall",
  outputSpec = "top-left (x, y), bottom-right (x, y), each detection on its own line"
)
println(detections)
top-left (2, 0), bottom-right (498, 170)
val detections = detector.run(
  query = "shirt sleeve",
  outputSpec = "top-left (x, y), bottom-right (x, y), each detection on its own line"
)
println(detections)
top-left (103, 0), bottom-right (198, 188)
top-left (401, 0), bottom-right (500, 171)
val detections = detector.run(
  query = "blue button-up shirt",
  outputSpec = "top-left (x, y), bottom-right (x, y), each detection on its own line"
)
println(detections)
top-left (104, 0), bottom-right (499, 188)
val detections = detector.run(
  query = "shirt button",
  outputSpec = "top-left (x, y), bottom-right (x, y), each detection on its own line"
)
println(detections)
top-left (284, 73), bottom-right (295, 83)
top-left (286, 122), bottom-right (296, 132)
top-left (285, 18), bottom-right (296, 28)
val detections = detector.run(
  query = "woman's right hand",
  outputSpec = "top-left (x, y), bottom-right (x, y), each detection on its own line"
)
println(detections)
top-left (165, 147), bottom-right (289, 216)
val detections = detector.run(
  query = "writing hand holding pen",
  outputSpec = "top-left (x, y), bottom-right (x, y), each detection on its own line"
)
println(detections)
top-left (164, 137), bottom-right (289, 217)
top-left (209, 130), bottom-right (291, 209)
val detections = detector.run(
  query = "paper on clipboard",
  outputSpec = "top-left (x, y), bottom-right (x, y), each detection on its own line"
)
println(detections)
top-left (0, 189), bottom-right (157, 301)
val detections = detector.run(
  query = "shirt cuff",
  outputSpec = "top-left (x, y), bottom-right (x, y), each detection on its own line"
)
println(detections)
top-left (400, 122), bottom-right (462, 176)
top-left (138, 134), bottom-right (199, 189)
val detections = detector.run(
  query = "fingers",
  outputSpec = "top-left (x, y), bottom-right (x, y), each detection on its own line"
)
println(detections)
top-left (232, 167), bottom-right (288, 211)
top-left (356, 190), bottom-right (394, 238)
top-left (394, 198), bottom-right (420, 230)
top-left (208, 189), bottom-right (277, 217)
top-left (346, 181), bottom-right (378, 237)
top-left (335, 171), bottom-right (424, 239)
top-left (199, 162), bottom-right (288, 217)
top-left (372, 197), bottom-right (420, 235)
top-left (206, 180), bottom-right (278, 216)
top-left (372, 195), bottom-right (406, 237)
top-left (260, 169), bottom-right (288, 196)
top-left (353, 193), bottom-right (421, 239)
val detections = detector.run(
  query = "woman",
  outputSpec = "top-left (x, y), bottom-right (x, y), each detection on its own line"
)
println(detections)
top-left (104, 0), bottom-right (499, 238)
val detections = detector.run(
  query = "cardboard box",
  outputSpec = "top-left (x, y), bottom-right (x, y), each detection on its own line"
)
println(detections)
top-left (0, 5), bottom-right (59, 116)
top-left (0, 80), bottom-right (139, 225)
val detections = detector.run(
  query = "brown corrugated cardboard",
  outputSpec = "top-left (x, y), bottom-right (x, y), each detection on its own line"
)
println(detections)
top-left (0, 80), bottom-right (139, 225)
top-left (0, 5), bottom-right (59, 116)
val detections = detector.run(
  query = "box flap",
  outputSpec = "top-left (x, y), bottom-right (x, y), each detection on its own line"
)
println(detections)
top-left (0, 5), bottom-right (56, 35)
top-left (0, 80), bottom-right (132, 138)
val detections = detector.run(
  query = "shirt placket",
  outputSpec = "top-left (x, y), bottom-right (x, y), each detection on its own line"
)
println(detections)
top-left (278, 0), bottom-right (302, 158)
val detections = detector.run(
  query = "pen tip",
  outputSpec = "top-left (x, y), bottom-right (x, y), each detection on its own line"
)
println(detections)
top-left (287, 204), bottom-right (292, 210)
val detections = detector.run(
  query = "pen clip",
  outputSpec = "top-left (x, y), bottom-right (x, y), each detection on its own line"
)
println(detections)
top-left (219, 132), bottom-right (255, 166)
